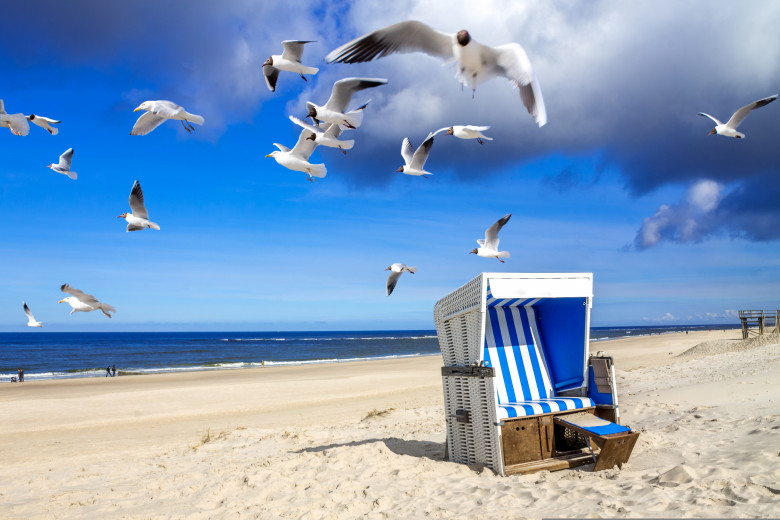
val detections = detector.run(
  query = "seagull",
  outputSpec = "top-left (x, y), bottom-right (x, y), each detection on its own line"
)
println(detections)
top-left (118, 180), bottom-right (160, 232)
top-left (0, 99), bottom-right (30, 136)
top-left (434, 125), bottom-right (492, 144)
top-left (325, 20), bottom-right (546, 127)
top-left (385, 263), bottom-right (417, 296)
top-left (266, 128), bottom-right (327, 181)
top-left (698, 94), bottom-right (777, 138)
top-left (397, 133), bottom-right (435, 177)
top-left (470, 213), bottom-right (511, 263)
top-left (23, 302), bottom-right (43, 327)
top-left (131, 100), bottom-right (204, 135)
top-left (305, 77), bottom-right (387, 129)
top-left (26, 114), bottom-right (61, 135)
top-left (47, 148), bottom-right (77, 180)
top-left (262, 40), bottom-right (319, 92)
top-left (289, 116), bottom-right (354, 154)
top-left (59, 284), bottom-right (116, 318)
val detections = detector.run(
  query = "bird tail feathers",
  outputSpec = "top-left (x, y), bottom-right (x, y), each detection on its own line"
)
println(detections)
top-left (186, 113), bottom-right (205, 126)
top-left (307, 164), bottom-right (327, 178)
top-left (338, 139), bottom-right (355, 150)
top-left (342, 108), bottom-right (364, 129)
top-left (148, 221), bottom-right (161, 230)
top-left (66, 171), bottom-right (77, 180)
top-left (407, 266), bottom-right (418, 274)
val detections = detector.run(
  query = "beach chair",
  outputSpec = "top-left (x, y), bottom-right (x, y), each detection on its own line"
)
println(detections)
top-left (434, 273), bottom-right (639, 476)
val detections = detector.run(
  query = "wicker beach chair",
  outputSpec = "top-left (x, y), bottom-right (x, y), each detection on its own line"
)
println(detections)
top-left (434, 273), bottom-right (638, 476)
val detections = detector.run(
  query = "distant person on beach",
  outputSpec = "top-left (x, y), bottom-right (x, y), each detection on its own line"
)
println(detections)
top-left (261, 360), bottom-right (265, 368)
top-left (18, 369), bottom-right (24, 382)
top-left (106, 365), bottom-right (111, 377)
top-left (112, 365), bottom-right (116, 377)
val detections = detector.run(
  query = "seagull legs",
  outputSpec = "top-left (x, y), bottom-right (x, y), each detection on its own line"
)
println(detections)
top-left (477, 138), bottom-right (484, 145)
top-left (338, 146), bottom-right (347, 155)
top-left (300, 74), bottom-right (308, 82)
top-left (306, 174), bottom-right (317, 183)
top-left (496, 257), bottom-right (505, 263)
top-left (342, 121), bottom-right (356, 130)
top-left (181, 120), bottom-right (192, 133)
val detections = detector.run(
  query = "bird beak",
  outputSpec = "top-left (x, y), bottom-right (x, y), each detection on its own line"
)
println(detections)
top-left (385, 267), bottom-right (391, 271)
top-left (395, 167), bottom-right (403, 172)
top-left (708, 129), bottom-right (716, 135)
top-left (117, 214), bottom-right (125, 218)
top-left (133, 107), bottom-right (141, 112)
top-left (265, 154), bottom-right (273, 158)
top-left (58, 299), bottom-right (66, 303)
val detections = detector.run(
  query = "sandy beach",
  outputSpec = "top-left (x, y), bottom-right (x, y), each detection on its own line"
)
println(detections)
top-left (1, 328), bottom-right (778, 519)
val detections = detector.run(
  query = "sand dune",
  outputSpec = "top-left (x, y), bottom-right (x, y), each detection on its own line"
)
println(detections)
top-left (1, 328), bottom-right (778, 518)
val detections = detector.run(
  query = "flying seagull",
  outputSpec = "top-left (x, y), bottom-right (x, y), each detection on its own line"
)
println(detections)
top-left (47, 148), bottom-right (77, 180)
top-left (470, 213), bottom-right (511, 263)
top-left (266, 128), bottom-right (327, 181)
top-left (385, 263), bottom-right (417, 296)
top-left (434, 125), bottom-right (492, 144)
top-left (698, 94), bottom-right (777, 138)
top-left (289, 116), bottom-right (354, 154)
top-left (118, 180), bottom-right (160, 232)
top-left (263, 40), bottom-right (319, 92)
top-left (23, 302), bottom-right (43, 327)
top-left (0, 99), bottom-right (30, 136)
top-left (325, 20), bottom-right (546, 127)
top-left (59, 284), bottom-right (116, 318)
top-left (397, 133), bottom-right (435, 177)
top-left (305, 77), bottom-right (387, 129)
top-left (131, 100), bottom-right (204, 135)
top-left (27, 114), bottom-right (61, 135)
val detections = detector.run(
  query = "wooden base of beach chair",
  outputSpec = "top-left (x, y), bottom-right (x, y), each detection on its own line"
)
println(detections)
top-left (504, 450), bottom-right (595, 475)
top-left (553, 413), bottom-right (639, 471)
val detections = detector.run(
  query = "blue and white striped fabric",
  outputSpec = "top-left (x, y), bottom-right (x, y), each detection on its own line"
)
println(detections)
top-left (484, 285), bottom-right (593, 419)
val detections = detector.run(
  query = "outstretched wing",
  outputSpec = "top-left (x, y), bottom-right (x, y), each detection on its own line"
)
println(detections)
top-left (324, 77), bottom-right (387, 113)
top-left (386, 270), bottom-right (402, 296)
top-left (281, 40), bottom-right (314, 62)
top-left (131, 112), bottom-right (166, 135)
top-left (487, 43), bottom-right (546, 127)
top-left (61, 283), bottom-right (101, 306)
top-left (263, 65), bottom-right (280, 92)
top-left (129, 180), bottom-right (149, 219)
top-left (290, 128), bottom-right (319, 160)
top-left (326, 20), bottom-right (453, 64)
top-left (726, 94), bottom-right (778, 129)
top-left (697, 112), bottom-right (722, 126)
top-left (484, 213), bottom-right (511, 250)
top-left (400, 137), bottom-right (415, 166)
top-left (410, 133), bottom-right (434, 170)
top-left (58, 148), bottom-right (74, 169)
top-left (23, 302), bottom-right (36, 321)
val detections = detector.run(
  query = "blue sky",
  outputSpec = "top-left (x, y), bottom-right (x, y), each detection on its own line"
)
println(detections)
top-left (2, 1), bottom-right (780, 331)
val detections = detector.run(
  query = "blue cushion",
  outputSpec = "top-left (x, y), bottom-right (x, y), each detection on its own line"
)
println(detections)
top-left (497, 397), bottom-right (595, 419)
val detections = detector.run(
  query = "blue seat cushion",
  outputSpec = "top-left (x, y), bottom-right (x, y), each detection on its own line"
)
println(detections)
top-left (497, 397), bottom-right (594, 419)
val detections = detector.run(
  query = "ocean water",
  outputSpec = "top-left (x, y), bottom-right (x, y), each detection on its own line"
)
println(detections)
top-left (0, 325), bottom-right (737, 382)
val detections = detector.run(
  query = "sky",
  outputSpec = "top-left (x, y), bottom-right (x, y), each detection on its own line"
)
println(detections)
top-left (1, 0), bottom-right (780, 331)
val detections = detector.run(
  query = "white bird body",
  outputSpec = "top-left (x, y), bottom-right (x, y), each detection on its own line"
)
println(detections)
top-left (289, 116), bottom-right (354, 153)
top-left (385, 263), bottom-right (417, 296)
top-left (47, 148), bottom-right (77, 180)
top-left (471, 214), bottom-right (512, 262)
top-left (435, 125), bottom-right (493, 143)
top-left (305, 77), bottom-right (387, 129)
top-left (263, 40), bottom-right (319, 92)
top-left (59, 284), bottom-right (116, 318)
top-left (397, 133), bottom-right (435, 177)
top-left (27, 114), bottom-right (61, 135)
top-left (131, 100), bottom-right (204, 135)
top-left (23, 302), bottom-right (43, 327)
top-left (266, 129), bottom-right (327, 181)
top-left (698, 95), bottom-right (777, 139)
top-left (118, 180), bottom-right (160, 231)
top-left (0, 99), bottom-right (30, 136)
top-left (326, 21), bottom-right (546, 127)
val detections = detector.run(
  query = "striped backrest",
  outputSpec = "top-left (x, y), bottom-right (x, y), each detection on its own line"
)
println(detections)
top-left (483, 299), bottom-right (554, 404)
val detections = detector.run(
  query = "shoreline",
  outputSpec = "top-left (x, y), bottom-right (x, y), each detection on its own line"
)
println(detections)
top-left (2, 326), bottom-right (743, 383)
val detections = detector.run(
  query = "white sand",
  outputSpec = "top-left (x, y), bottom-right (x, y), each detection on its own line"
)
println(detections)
top-left (1, 328), bottom-right (778, 519)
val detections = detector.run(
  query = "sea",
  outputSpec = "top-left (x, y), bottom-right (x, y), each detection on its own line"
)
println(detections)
top-left (0, 325), bottom-right (738, 382)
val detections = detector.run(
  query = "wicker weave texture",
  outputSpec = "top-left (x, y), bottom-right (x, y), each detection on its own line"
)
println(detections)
top-left (442, 375), bottom-right (502, 474)
top-left (434, 274), bottom-right (485, 366)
